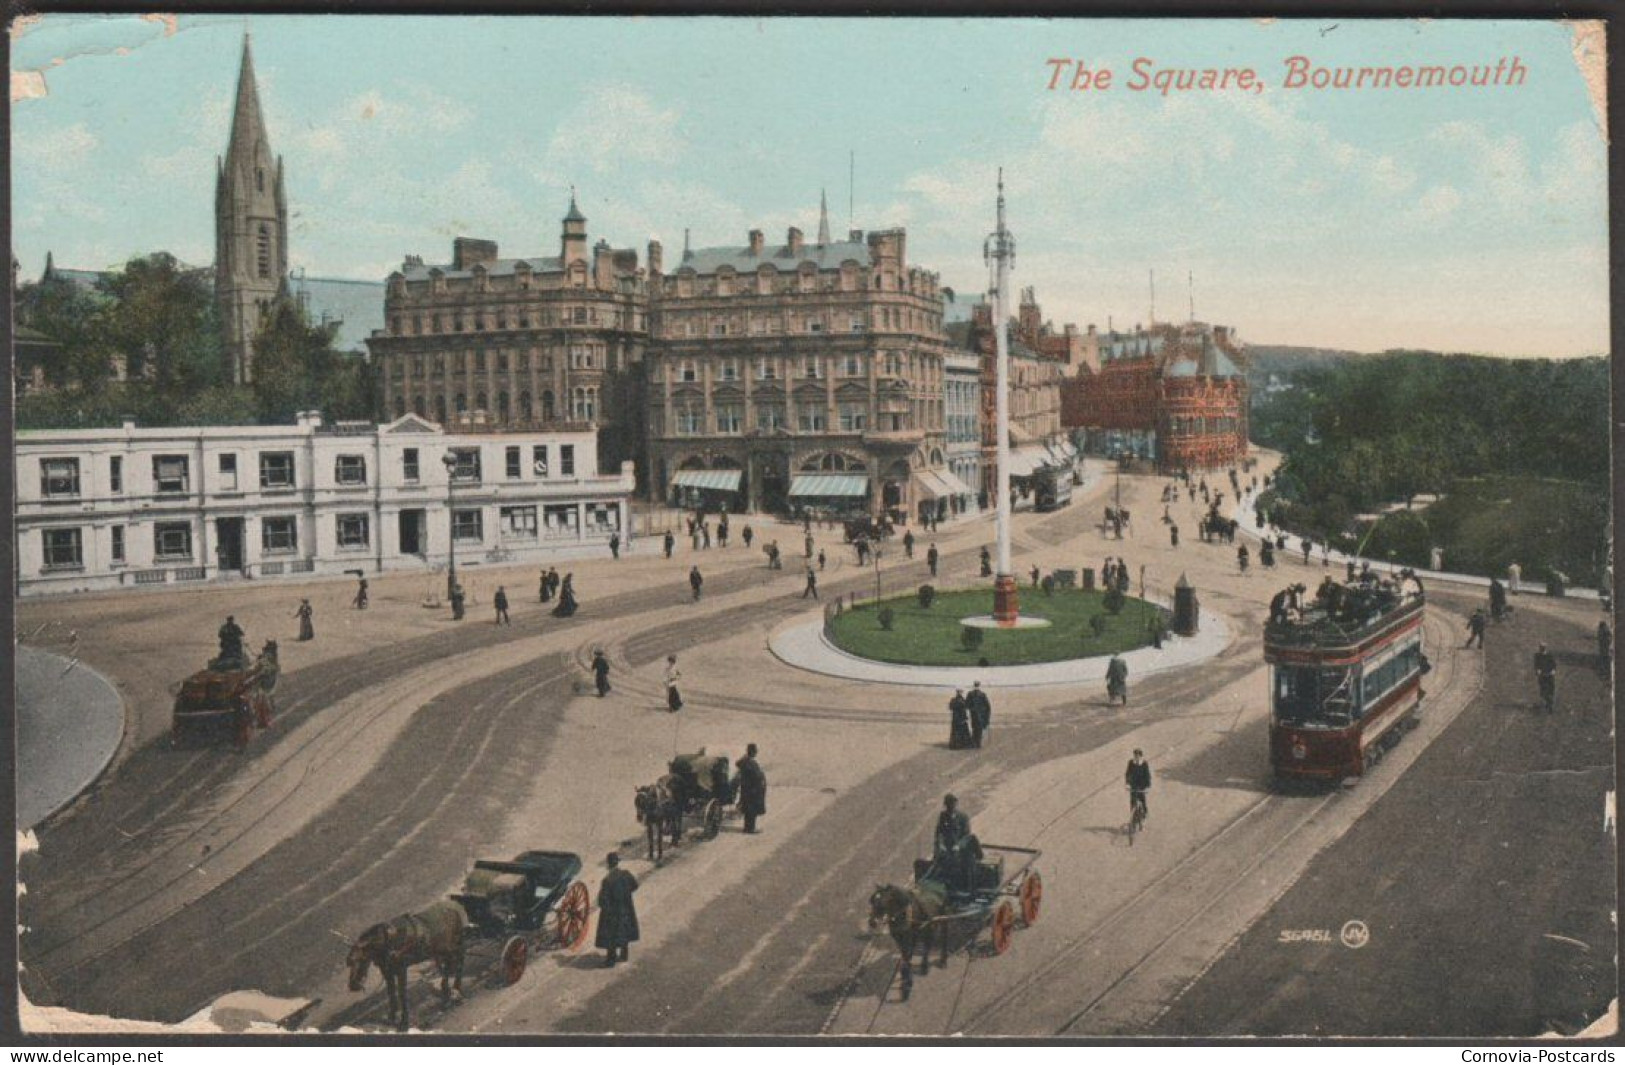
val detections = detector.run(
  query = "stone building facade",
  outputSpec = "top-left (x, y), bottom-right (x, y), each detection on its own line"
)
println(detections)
top-left (943, 351), bottom-right (983, 516)
top-left (365, 199), bottom-right (649, 480)
top-left (1060, 320), bottom-right (1249, 471)
top-left (643, 215), bottom-right (956, 520)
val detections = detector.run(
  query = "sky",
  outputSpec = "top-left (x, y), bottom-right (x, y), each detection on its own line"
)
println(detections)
top-left (10, 15), bottom-right (1609, 357)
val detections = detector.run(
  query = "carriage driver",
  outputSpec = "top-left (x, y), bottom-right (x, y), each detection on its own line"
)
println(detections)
top-left (933, 794), bottom-right (980, 890)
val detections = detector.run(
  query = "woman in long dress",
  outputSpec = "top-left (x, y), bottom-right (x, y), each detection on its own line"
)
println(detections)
top-left (552, 573), bottom-right (577, 618)
top-left (295, 599), bottom-right (315, 641)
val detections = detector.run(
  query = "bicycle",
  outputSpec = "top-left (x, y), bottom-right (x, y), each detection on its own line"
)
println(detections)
top-left (1126, 788), bottom-right (1148, 844)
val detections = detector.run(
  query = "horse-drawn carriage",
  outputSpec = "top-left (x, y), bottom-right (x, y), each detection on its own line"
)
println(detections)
top-left (868, 843), bottom-right (1042, 999)
top-left (344, 849), bottom-right (592, 1030)
top-left (171, 642), bottom-right (279, 749)
top-left (635, 748), bottom-right (737, 860)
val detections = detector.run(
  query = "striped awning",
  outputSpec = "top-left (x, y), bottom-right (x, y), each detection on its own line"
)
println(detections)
top-left (915, 468), bottom-right (973, 498)
top-left (671, 469), bottom-right (743, 492)
top-left (789, 474), bottom-right (870, 498)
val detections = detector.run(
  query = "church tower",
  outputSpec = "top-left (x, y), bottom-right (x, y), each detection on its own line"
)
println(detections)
top-left (215, 35), bottom-right (287, 384)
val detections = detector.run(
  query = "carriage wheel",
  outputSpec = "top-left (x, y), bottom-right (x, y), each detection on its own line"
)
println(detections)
top-left (702, 800), bottom-right (723, 840)
top-left (990, 901), bottom-right (1015, 955)
top-left (501, 936), bottom-right (529, 985)
top-left (1019, 870), bottom-right (1043, 927)
top-left (554, 882), bottom-right (592, 951)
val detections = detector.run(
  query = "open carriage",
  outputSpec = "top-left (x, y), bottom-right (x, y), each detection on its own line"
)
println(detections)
top-left (635, 749), bottom-right (738, 861)
top-left (911, 843), bottom-right (1043, 957)
top-left (171, 644), bottom-right (279, 749)
top-left (450, 850), bottom-right (593, 986)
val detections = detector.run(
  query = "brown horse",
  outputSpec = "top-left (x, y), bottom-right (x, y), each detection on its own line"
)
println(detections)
top-left (634, 775), bottom-right (684, 862)
top-left (345, 900), bottom-right (467, 1031)
top-left (867, 880), bottom-right (949, 1000)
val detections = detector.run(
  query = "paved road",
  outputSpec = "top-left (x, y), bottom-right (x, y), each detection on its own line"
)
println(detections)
top-left (16, 646), bottom-right (125, 830)
top-left (1151, 593), bottom-right (1615, 1037)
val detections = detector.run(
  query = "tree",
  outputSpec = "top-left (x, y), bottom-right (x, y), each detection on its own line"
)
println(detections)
top-left (250, 298), bottom-right (374, 423)
top-left (97, 253), bottom-right (225, 390)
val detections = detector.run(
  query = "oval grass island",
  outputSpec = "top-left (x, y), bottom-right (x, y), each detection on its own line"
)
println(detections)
top-left (825, 587), bottom-right (1164, 668)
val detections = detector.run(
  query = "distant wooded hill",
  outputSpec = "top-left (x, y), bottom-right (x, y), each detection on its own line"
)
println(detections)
top-left (1245, 344), bottom-right (1362, 383)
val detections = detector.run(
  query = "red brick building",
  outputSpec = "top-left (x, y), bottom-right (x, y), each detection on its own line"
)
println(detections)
top-left (1061, 320), bottom-right (1249, 472)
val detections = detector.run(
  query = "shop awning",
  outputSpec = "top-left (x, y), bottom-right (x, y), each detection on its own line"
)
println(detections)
top-left (789, 474), bottom-right (870, 498)
top-left (915, 468), bottom-right (973, 498)
top-left (671, 469), bottom-right (743, 492)
top-left (1003, 446), bottom-right (1052, 479)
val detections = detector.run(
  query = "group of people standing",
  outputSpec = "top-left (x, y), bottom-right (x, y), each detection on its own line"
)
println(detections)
top-left (947, 682), bottom-right (993, 749)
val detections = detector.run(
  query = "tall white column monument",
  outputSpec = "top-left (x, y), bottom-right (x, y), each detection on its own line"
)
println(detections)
top-left (984, 170), bottom-right (1020, 624)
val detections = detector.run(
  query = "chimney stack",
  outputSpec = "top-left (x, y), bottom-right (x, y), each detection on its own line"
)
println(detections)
top-left (787, 227), bottom-right (803, 257)
top-left (749, 229), bottom-right (764, 256)
top-left (647, 239), bottom-right (663, 276)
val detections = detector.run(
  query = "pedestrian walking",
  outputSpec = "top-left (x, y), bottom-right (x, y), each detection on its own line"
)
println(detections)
top-left (595, 853), bottom-right (639, 967)
top-left (735, 744), bottom-right (768, 834)
top-left (609, 532), bottom-right (620, 560)
top-left (966, 681), bottom-right (992, 747)
top-left (1031, 564), bottom-right (1041, 588)
top-left (295, 599), bottom-right (315, 641)
top-left (663, 531), bottom-right (675, 559)
top-left (927, 544), bottom-right (939, 578)
top-left (742, 525), bottom-right (754, 549)
top-left (980, 547), bottom-right (992, 578)
top-left (818, 549), bottom-right (827, 572)
top-left (552, 574), bottom-right (578, 617)
top-left (904, 530), bottom-right (916, 559)
top-left (353, 577), bottom-right (369, 610)
top-left (1106, 654), bottom-right (1129, 705)
top-left (1238, 545), bottom-right (1250, 574)
top-left (1170, 522), bottom-right (1180, 548)
top-left (592, 648), bottom-right (611, 697)
top-left (664, 654), bottom-right (683, 712)
top-left (948, 689), bottom-right (972, 749)
top-left (769, 542), bottom-right (783, 569)
top-left (689, 566), bottom-right (703, 601)
top-left (539, 569), bottom-right (551, 603)
top-left (702, 522), bottom-right (711, 549)
top-left (450, 583), bottom-right (466, 621)
top-left (803, 567), bottom-right (819, 599)
top-left (1508, 561), bottom-right (1522, 595)
top-left (1534, 641), bottom-right (1557, 712)
top-left (493, 586), bottom-right (510, 625)
top-left (1465, 609), bottom-right (1487, 648)
top-left (805, 533), bottom-right (815, 560)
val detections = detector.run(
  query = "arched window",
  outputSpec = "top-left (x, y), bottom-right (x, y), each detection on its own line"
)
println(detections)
top-left (541, 390), bottom-right (556, 421)
top-left (256, 167), bottom-right (265, 193)
top-left (256, 224), bottom-right (272, 279)
top-left (519, 391), bottom-right (532, 421)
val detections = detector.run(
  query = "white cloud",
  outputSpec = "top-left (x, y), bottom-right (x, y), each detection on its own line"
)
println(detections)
top-left (16, 121), bottom-right (96, 171)
top-left (544, 85), bottom-right (684, 175)
top-left (1413, 184), bottom-right (1462, 221)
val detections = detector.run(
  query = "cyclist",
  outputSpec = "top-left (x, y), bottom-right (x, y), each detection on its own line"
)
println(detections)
top-left (1533, 642), bottom-right (1557, 713)
top-left (1124, 748), bottom-right (1152, 825)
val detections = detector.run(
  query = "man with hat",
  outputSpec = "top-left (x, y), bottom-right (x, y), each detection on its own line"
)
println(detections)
top-left (735, 743), bottom-right (768, 834)
top-left (595, 852), bottom-right (639, 967)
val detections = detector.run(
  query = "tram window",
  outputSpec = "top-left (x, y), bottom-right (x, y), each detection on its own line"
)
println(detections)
top-left (1274, 665), bottom-right (1355, 729)
top-left (1361, 642), bottom-right (1422, 710)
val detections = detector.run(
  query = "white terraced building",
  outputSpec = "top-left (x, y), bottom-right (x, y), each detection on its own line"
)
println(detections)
top-left (14, 412), bottom-right (634, 597)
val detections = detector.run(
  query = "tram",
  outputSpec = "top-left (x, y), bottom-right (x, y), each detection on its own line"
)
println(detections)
top-left (1033, 467), bottom-right (1073, 512)
top-left (1265, 575), bottom-right (1428, 782)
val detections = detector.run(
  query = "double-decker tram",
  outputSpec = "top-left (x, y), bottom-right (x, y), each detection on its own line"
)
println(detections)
top-left (1265, 572), bottom-right (1428, 783)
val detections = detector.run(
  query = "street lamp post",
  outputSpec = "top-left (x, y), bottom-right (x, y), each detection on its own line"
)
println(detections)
top-left (873, 544), bottom-right (883, 604)
top-left (442, 450), bottom-right (459, 602)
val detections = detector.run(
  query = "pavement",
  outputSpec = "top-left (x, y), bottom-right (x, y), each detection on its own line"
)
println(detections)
top-left (16, 645), bottom-right (125, 830)
top-left (15, 447), bottom-right (1616, 1037)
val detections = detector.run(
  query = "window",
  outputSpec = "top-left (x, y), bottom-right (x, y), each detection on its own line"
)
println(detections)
top-left (259, 452), bottom-right (296, 490)
top-left (506, 446), bottom-right (522, 479)
top-left (110, 525), bottom-right (125, 563)
top-left (572, 387), bottom-right (596, 421)
top-left (757, 359), bottom-right (778, 381)
top-left (560, 445), bottom-right (575, 477)
top-left (155, 521), bottom-right (194, 560)
top-left (756, 405), bottom-right (785, 433)
top-left (42, 528), bottom-right (83, 569)
top-left (839, 403), bottom-right (868, 432)
top-left (335, 455), bottom-right (367, 486)
top-left (719, 359), bottom-right (739, 382)
top-left (337, 514), bottom-right (370, 549)
top-left (712, 321), bottom-right (728, 336)
top-left (40, 458), bottom-right (80, 498)
top-left (501, 505), bottom-right (538, 540)
top-left (473, 350), bottom-right (486, 371)
top-left (807, 317), bottom-right (825, 333)
top-left (586, 502), bottom-right (620, 531)
top-left (449, 448), bottom-right (482, 482)
top-left (798, 404), bottom-right (827, 432)
top-left (716, 406), bottom-right (743, 434)
top-left (676, 404), bottom-right (704, 435)
top-left (217, 453), bottom-right (238, 491)
top-left (402, 448), bottom-right (421, 482)
top-left (680, 361), bottom-right (698, 383)
top-left (803, 357), bottom-right (821, 379)
top-left (885, 352), bottom-right (904, 376)
top-left (153, 456), bottom-right (189, 494)
top-left (850, 316), bottom-right (866, 333)
top-left (256, 224), bottom-right (271, 279)
top-left (452, 508), bottom-right (484, 543)
top-left (841, 354), bottom-right (862, 377)
top-left (109, 456), bottom-right (123, 494)
top-left (261, 517), bottom-right (298, 554)
top-left (571, 346), bottom-right (596, 370)
top-left (544, 503), bottom-right (579, 538)
top-left (532, 445), bottom-right (550, 477)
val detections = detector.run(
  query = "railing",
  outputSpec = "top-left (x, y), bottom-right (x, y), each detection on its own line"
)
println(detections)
top-left (261, 562), bottom-right (285, 576)
top-left (174, 567), bottom-right (207, 581)
top-left (290, 559), bottom-right (315, 573)
top-left (133, 570), bottom-right (168, 584)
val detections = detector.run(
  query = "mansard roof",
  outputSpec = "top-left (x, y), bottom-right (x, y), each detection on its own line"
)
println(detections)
top-left (400, 257), bottom-right (565, 282)
top-left (677, 239), bottom-right (870, 275)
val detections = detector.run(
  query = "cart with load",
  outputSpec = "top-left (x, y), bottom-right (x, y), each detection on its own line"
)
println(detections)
top-left (451, 850), bottom-right (593, 985)
top-left (171, 642), bottom-right (279, 750)
top-left (912, 842), bottom-right (1043, 957)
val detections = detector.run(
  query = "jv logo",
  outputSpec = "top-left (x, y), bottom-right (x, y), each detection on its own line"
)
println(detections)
top-left (1340, 920), bottom-right (1371, 949)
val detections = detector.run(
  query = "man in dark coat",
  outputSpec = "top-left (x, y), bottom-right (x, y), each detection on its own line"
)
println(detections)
top-left (450, 584), bottom-right (466, 621)
top-left (689, 566), bottom-right (704, 601)
top-left (596, 852), bottom-right (639, 966)
top-left (1170, 523), bottom-right (1179, 548)
top-left (592, 649), bottom-right (611, 697)
top-left (966, 681), bottom-right (991, 747)
top-left (979, 547), bottom-right (992, 577)
top-left (493, 586), bottom-right (510, 625)
top-left (663, 530), bottom-right (675, 559)
top-left (948, 689), bottom-right (971, 749)
top-left (735, 743), bottom-right (767, 833)
top-left (742, 525), bottom-right (754, 549)
top-left (217, 616), bottom-right (247, 669)
top-left (1465, 609), bottom-right (1487, 648)
top-left (1125, 748), bottom-right (1152, 819)
top-left (933, 794), bottom-right (975, 889)
top-left (927, 544), bottom-right (939, 578)
top-left (803, 567), bottom-right (819, 599)
top-left (1533, 642), bottom-right (1557, 712)
top-left (609, 532), bottom-right (620, 559)
top-left (903, 529), bottom-right (916, 558)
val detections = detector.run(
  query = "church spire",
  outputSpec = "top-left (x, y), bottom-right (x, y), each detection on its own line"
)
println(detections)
top-left (224, 35), bottom-right (268, 174)
top-left (817, 188), bottom-right (831, 245)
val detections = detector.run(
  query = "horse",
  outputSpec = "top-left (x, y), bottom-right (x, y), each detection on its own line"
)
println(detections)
top-left (634, 775), bottom-right (684, 862)
top-left (867, 879), bottom-right (949, 1000)
top-left (344, 899), bottom-right (467, 1031)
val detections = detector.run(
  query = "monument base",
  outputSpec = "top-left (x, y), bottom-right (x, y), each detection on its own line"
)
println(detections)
top-left (993, 574), bottom-right (1021, 626)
